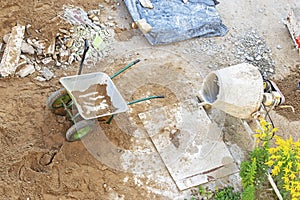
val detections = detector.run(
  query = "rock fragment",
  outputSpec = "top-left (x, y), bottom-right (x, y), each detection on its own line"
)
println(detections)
top-left (0, 24), bottom-right (25, 77)
top-left (21, 42), bottom-right (35, 55)
top-left (136, 19), bottom-right (152, 34)
top-left (139, 0), bottom-right (154, 9)
top-left (44, 38), bottom-right (56, 55)
top-left (35, 76), bottom-right (47, 82)
top-left (41, 57), bottom-right (53, 65)
top-left (2, 34), bottom-right (10, 43)
top-left (16, 64), bottom-right (35, 77)
top-left (41, 67), bottom-right (54, 80)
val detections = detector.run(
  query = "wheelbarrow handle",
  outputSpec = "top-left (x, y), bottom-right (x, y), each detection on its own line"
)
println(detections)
top-left (106, 95), bottom-right (165, 124)
top-left (127, 95), bottom-right (165, 105)
top-left (110, 59), bottom-right (141, 79)
top-left (78, 39), bottom-right (90, 75)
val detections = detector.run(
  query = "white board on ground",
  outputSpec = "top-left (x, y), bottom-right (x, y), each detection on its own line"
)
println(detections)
top-left (138, 103), bottom-right (239, 190)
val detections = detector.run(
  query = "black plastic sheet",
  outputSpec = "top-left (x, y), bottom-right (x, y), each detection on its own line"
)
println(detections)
top-left (125, 0), bottom-right (228, 45)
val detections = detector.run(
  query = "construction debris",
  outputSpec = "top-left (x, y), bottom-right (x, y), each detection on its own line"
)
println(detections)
top-left (139, 0), bottom-right (154, 9)
top-left (0, 5), bottom-right (113, 79)
top-left (0, 24), bottom-right (25, 77)
top-left (16, 64), bottom-right (35, 77)
top-left (21, 42), bottom-right (35, 55)
top-left (35, 76), bottom-right (47, 82)
top-left (136, 19), bottom-right (152, 34)
top-left (41, 67), bottom-right (54, 80)
top-left (62, 5), bottom-right (100, 31)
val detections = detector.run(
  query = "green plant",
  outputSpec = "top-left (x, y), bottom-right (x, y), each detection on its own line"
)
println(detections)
top-left (197, 185), bottom-right (212, 199)
top-left (240, 158), bottom-right (256, 188)
top-left (239, 119), bottom-right (274, 200)
top-left (240, 185), bottom-right (254, 200)
top-left (187, 185), bottom-right (213, 200)
top-left (240, 118), bottom-right (300, 200)
top-left (214, 186), bottom-right (241, 200)
top-left (266, 135), bottom-right (300, 200)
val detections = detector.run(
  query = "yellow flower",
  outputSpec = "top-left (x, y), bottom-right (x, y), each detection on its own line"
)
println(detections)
top-left (270, 154), bottom-right (280, 160)
top-left (274, 135), bottom-right (285, 146)
top-left (265, 160), bottom-right (274, 167)
top-left (283, 167), bottom-right (290, 174)
top-left (289, 173), bottom-right (296, 180)
top-left (271, 127), bottom-right (278, 133)
top-left (296, 182), bottom-right (300, 190)
top-left (272, 165), bottom-right (280, 176)
top-left (283, 176), bottom-right (289, 184)
top-left (295, 140), bottom-right (300, 148)
top-left (277, 161), bottom-right (283, 167)
top-left (268, 147), bottom-right (279, 154)
top-left (287, 161), bottom-right (293, 169)
top-left (284, 183), bottom-right (290, 190)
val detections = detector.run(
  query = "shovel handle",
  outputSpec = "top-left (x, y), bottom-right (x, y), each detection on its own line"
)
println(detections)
top-left (78, 39), bottom-right (90, 75)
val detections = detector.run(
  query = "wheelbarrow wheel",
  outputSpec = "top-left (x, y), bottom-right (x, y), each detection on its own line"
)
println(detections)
top-left (46, 88), bottom-right (71, 115)
top-left (66, 120), bottom-right (96, 142)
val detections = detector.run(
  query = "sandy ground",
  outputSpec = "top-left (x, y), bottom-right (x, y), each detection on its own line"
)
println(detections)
top-left (0, 0), bottom-right (300, 199)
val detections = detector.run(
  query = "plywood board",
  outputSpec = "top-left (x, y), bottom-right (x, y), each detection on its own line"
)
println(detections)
top-left (138, 103), bottom-right (239, 190)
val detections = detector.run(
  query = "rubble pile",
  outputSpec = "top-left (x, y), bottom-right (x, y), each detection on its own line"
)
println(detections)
top-left (0, 5), bottom-right (114, 80)
top-left (230, 29), bottom-right (276, 78)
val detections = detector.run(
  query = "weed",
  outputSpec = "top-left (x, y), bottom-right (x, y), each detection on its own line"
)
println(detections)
top-left (215, 186), bottom-right (241, 200)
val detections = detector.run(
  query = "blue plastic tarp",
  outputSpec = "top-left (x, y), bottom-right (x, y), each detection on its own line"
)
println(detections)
top-left (124, 0), bottom-right (228, 45)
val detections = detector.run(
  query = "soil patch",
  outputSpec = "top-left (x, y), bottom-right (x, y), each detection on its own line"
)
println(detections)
top-left (275, 64), bottom-right (300, 121)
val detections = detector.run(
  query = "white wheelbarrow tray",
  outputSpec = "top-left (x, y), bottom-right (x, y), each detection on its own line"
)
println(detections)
top-left (60, 72), bottom-right (129, 120)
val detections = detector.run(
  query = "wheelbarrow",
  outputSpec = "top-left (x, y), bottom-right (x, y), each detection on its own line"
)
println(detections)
top-left (46, 40), bottom-right (164, 141)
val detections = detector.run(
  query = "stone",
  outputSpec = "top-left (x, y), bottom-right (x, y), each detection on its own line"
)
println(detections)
top-left (34, 63), bottom-right (41, 71)
top-left (0, 24), bottom-right (25, 77)
top-left (44, 38), bottom-right (56, 55)
top-left (35, 76), bottom-right (47, 82)
top-left (139, 0), bottom-right (154, 9)
top-left (21, 42), bottom-right (35, 55)
top-left (2, 34), bottom-right (10, 43)
top-left (58, 28), bottom-right (69, 35)
top-left (16, 64), bottom-right (35, 77)
top-left (27, 38), bottom-right (45, 50)
top-left (136, 19), bottom-right (152, 34)
top-left (41, 67), bottom-right (54, 80)
top-left (255, 55), bottom-right (262, 60)
top-left (65, 39), bottom-right (74, 48)
top-left (41, 57), bottom-right (53, 65)
top-left (131, 22), bottom-right (138, 29)
top-left (59, 49), bottom-right (70, 63)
